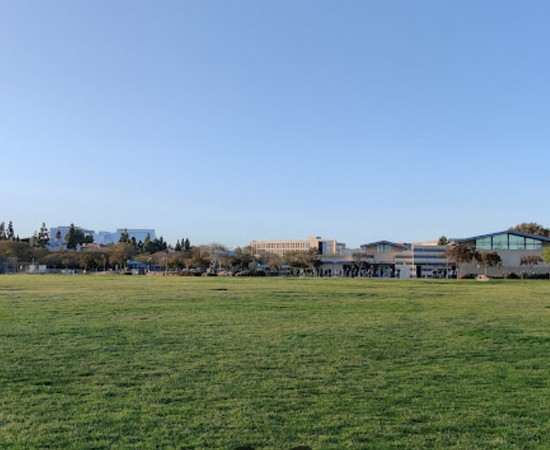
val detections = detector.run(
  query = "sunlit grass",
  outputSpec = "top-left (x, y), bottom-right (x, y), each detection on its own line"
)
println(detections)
top-left (1, 275), bottom-right (549, 449)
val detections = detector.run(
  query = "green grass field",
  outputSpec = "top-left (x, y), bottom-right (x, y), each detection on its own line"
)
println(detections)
top-left (1, 276), bottom-right (549, 449)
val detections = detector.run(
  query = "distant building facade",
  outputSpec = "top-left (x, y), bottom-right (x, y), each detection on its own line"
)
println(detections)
top-left (320, 241), bottom-right (451, 278)
top-left (320, 231), bottom-right (550, 278)
top-left (49, 225), bottom-right (95, 250)
top-left (250, 236), bottom-right (345, 256)
top-left (361, 241), bottom-right (451, 278)
top-left (49, 226), bottom-right (155, 250)
top-left (454, 230), bottom-right (550, 277)
top-left (116, 229), bottom-right (155, 244)
top-left (94, 229), bottom-right (155, 245)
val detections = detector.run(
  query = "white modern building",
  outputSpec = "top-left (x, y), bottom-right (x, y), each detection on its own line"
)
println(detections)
top-left (49, 225), bottom-right (95, 250)
top-left (48, 226), bottom-right (155, 250)
top-left (94, 229), bottom-right (155, 245)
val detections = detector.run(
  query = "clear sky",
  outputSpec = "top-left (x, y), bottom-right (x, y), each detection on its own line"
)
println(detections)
top-left (2, 1), bottom-right (550, 248)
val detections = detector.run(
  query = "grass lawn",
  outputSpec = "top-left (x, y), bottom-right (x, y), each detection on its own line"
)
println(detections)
top-left (0, 275), bottom-right (549, 449)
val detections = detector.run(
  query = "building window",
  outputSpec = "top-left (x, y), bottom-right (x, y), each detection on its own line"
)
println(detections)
top-left (526, 238), bottom-right (542, 250)
top-left (476, 233), bottom-right (543, 250)
top-left (492, 234), bottom-right (508, 250)
top-left (476, 237), bottom-right (492, 250)
top-left (376, 244), bottom-right (392, 253)
top-left (509, 235), bottom-right (525, 250)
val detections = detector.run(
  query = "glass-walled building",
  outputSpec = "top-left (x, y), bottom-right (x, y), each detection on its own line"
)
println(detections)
top-left (456, 230), bottom-right (550, 276)
top-left (48, 226), bottom-right (155, 249)
top-left (473, 232), bottom-right (544, 251)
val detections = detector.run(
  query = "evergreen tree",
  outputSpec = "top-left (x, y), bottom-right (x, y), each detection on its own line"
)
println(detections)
top-left (152, 237), bottom-right (167, 252)
top-left (0, 222), bottom-right (5, 240)
top-left (37, 222), bottom-right (50, 248)
top-left (175, 239), bottom-right (182, 252)
top-left (143, 233), bottom-right (154, 254)
top-left (65, 224), bottom-right (90, 249)
top-left (136, 240), bottom-right (144, 253)
top-left (7, 221), bottom-right (15, 240)
top-left (65, 224), bottom-right (77, 249)
top-left (118, 229), bottom-right (130, 244)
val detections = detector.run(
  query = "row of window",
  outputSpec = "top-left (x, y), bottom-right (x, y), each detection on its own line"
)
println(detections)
top-left (476, 234), bottom-right (543, 250)
top-left (395, 254), bottom-right (444, 259)
top-left (254, 242), bottom-right (309, 250)
top-left (375, 245), bottom-right (445, 255)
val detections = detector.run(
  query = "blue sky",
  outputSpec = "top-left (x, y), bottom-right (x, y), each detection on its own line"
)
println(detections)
top-left (2, 1), bottom-right (550, 248)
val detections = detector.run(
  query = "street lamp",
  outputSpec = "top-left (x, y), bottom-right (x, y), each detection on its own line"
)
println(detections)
top-left (411, 243), bottom-right (415, 278)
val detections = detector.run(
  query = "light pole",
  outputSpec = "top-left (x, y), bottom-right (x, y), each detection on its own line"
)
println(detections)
top-left (411, 243), bottom-right (415, 278)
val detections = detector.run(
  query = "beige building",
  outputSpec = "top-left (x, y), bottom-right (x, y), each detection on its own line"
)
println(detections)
top-left (250, 236), bottom-right (344, 257)
top-left (320, 240), bottom-right (451, 278)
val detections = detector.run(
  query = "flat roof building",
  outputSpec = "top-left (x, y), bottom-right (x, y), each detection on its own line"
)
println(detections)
top-left (49, 225), bottom-right (95, 250)
top-left (48, 226), bottom-right (155, 250)
top-left (250, 236), bottom-right (345, 256)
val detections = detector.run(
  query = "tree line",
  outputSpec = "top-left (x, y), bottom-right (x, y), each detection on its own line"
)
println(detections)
top-left (0, 240), bottom-right (321, 274)
top-left (3, 220), bottom-right (550, 274)
top-left (0, 221), bottom-right (323, 274)
top-left (0, 221), bottom-right (50, 248)
top-left (0, 221), bottom-right (175, 272)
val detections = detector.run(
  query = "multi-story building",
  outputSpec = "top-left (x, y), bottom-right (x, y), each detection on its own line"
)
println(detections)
top-left (48, 226), bottom-right (155, 250)
top-left (250, 236), bottom-right (345, 257)
top-left (119, 229), bottom-right (155, 243)
top-left (321, 230), bottom-right (550, 278)
top-left (321, 241), bottom-right (451, 278)
top-left (49, 225), bottom-right (96, 250)
top-left (99, 229), bottom-right (155, 245)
